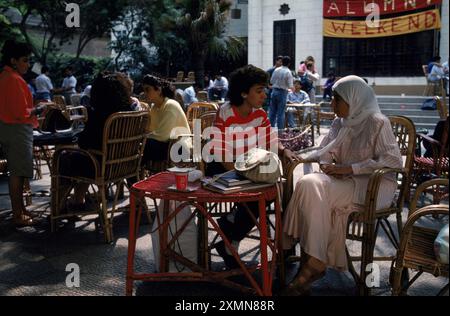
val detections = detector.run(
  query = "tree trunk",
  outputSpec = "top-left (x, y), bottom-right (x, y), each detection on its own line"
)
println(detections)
top-left (192, 51), bottom-right (206, 88)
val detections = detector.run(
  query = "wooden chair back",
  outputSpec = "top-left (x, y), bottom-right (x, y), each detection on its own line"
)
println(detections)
top-left (389, 115), bottom-right (416, 175)
top-left (186, 102), bottom-right (218, 129)
top-left (187, 71), bottom-right (195, 82)
top-left (52, 95), bottom-right (67, 109)
top-left (176, 71), bottom-right (184, 82)
top-left (101, 111), bottom-right (149, 183)
top-left (285, 107), bottom-right (313, 128)
top-left (315, 102), bottom-right (336, 135)
top-left (435, 96), bottom-right (448, 120)
top-left (422, 64), bottom-right (429, 77)
top-left (197, 90), bottom-right (208, 102)
top-left (199, 110), bottom-right (217, 132)
top-left (70, 94), bottom-right (82, 107)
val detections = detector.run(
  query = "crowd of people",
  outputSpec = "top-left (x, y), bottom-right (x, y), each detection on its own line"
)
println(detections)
top-left (264, 54), bottom-right (338, 130)
top-left (0, 39), bottom-right (444, 296)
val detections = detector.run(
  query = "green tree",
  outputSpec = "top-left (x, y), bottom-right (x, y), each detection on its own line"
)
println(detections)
top-left (138, 0), bottom-right (188, 78)
top-left (2, 0), bottom-right (128, 64)
top-left (0, 4), bottom-right (23, 51)
top-left (2, 0), bottom-right (72, 64)
top-left (74, 0), bottom-right (128, 58)
top-left (176, 0), bottom-right (246, 87)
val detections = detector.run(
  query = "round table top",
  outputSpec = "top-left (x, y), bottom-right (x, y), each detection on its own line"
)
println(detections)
top-left (131, 172), bottom-right (277, 203)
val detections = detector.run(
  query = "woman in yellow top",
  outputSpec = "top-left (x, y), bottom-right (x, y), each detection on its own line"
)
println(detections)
top-left (141, 75), bottom-right (190, 164)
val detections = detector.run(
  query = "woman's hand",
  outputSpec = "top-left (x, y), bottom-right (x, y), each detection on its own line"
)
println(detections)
top-left (320, 164), bottom-right (353, 178)
top-left (283, 148), bottom-right (302, 163)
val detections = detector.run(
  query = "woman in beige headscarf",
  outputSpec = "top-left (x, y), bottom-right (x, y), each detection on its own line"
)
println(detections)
top-left (282, 75), bottom-right (402, 295)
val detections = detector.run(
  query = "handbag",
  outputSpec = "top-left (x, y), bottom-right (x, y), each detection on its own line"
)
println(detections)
top-left (234, 147), bottom-right (282, 184)
top-left (434, 224), bottom-right (449, 264)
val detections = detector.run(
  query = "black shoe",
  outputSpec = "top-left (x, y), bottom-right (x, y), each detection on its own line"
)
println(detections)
top-left (216, 240), bottom-right (240, 270)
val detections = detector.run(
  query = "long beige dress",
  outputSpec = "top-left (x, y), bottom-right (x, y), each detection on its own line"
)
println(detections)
top-left (283, 113), bottom-right (403, 270)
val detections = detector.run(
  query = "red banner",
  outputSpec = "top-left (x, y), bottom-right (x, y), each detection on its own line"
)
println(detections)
top-left (324, 0), bottom-right (442, 17)
top-left (324, 9), bottom-right (441, 38)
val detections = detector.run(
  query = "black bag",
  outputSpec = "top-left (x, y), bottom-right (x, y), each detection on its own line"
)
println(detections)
top-left (299, 74), bottom-right (313, 93)
top-left (421, 98), bottom-right (437, 110)
top-left (40, 108), bottom-right (71, 133)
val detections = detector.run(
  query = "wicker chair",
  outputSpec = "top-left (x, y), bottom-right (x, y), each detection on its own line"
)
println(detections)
top-left (70, 94), bottom-right (82, 107)
top-left (176, 71), bottom-right (184, 82)
top-left (285, 106), bottom-right (313, 127)
top-left (314, 101), bottom-right (335, 135)
top-left (51, 111), bottom-right (149, 242)
top-left (186, 102), bottom-right (218, 130)
top-left (435, 96), bottom-right (448, 120)
top-left (197, 91), bottom-right (208, 102)
top-left (282, 115), bottom-right (416, 295)
top-left (186, 71), bottom-right (195, 82)
top-left (52, 95), bottom-right (67, 107)
top-left (412, 118), bottom-right (449, 190)
top-left (390, 178), bottom-right (449, 296)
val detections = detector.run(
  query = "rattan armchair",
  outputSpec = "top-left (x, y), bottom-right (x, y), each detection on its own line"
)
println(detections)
top-left (282, 115), bottom-right (416, 295)
top-left (186, 102), bottom-right (218, 130)
top-left (314, 101), bottom-right (335, 135)
top-left (412, 118), bottom-right (449, 190)
top-left (51, 111), bottom-right (149, 242)
top-left (390, 178), bottom-right (448, 296)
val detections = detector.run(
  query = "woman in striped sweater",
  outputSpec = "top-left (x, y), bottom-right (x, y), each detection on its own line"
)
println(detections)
top-left (207, 65), bottom-right (295, 269)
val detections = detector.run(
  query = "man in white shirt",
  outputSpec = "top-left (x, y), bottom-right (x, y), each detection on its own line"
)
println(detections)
top-left (286, 79), bottom-right (310, 128)
top-left (208, 73), bottom-right (229, 101)
top-left (35, 66), bottom-right (54, 101)
top-left (270, 56), bottom-right (294, 129)
top-left (60, 66), bottom-right (77, 105)
top-left (183, 83), bottom-right (200, 107)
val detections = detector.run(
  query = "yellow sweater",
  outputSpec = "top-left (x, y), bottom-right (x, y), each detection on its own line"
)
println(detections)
top-left (148, 98), bottom-right (190, 142)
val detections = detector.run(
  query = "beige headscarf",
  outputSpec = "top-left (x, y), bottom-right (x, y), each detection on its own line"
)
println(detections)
top-left (307, 75), bottom-right (381, 161)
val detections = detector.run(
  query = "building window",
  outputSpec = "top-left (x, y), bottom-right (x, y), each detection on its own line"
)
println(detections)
top-left (323, 30), bottom-right (436, 77)
top-left (273, 20), bottom-right (296, 69)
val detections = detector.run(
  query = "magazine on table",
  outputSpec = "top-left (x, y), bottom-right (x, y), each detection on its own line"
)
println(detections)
top-left (201, 173), bottom-right (274, 194)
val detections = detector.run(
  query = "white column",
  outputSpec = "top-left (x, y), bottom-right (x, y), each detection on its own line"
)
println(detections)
top-left (440, 0), bottom-right (449, 61)
top-left (248, 0), bottom-right (263, 68)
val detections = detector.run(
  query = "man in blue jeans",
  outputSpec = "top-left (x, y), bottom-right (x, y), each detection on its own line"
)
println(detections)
top-left (269, 56), bottom-right (294, 130)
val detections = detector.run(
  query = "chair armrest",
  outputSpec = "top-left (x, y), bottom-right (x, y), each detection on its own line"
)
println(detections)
top-left (417, 133), bottom-right (441, 146)
top-left (409, 178), bottom-right (449, 217)
top-left (363, 167), bottom-right (407, 221)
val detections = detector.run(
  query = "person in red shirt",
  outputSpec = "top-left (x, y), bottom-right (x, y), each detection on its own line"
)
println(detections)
top-left (0, 40), bottom-right (46, 226)
top-left (206, 65), bottom-right (296, 269)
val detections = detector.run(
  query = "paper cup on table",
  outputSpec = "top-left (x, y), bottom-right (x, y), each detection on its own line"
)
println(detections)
top-left (174, 172), bottom-right (189, 191)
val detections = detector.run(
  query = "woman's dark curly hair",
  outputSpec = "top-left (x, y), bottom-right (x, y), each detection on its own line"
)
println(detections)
top-left (1, 40), bottom-right (32, 66)
top-left (90, 72), bottom-right (132, 114)
top-left (228, 65), bottom-right (268, 106)
top-left (142, 74), bottom-right (175, 99)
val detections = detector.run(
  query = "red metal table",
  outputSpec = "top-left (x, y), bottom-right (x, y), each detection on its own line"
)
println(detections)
top-left (126, 172), bottom-right (282, 296)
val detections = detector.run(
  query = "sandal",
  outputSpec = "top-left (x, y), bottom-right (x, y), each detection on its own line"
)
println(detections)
top-left (281, 262), bottom-right (326, 296)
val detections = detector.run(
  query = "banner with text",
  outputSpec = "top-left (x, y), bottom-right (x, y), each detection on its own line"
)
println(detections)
top-left (324, 0), bottom-right (442, 17)
top-left (323, 8), bottom-right (441, 38)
